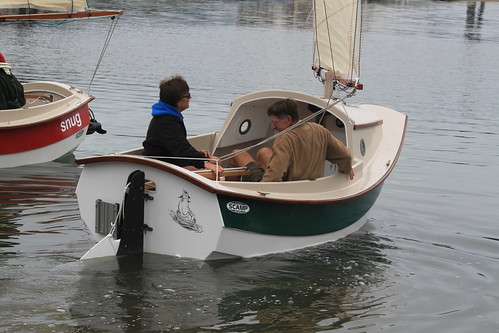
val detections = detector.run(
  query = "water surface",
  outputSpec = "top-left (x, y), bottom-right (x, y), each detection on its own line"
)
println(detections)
top-left (1, 0), bottom-right (499, 332)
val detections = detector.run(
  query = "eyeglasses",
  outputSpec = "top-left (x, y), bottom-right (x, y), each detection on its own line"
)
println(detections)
top-left (183, 93), bottom-right (191, 99)
top-left (270, 116), bottom-right (287, 126)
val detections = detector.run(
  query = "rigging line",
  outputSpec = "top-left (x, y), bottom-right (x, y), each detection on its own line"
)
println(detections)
top-left (87, 15), bottom-right (120, 93)
top-left (27, 0), bottom-right (31, 20)
top-left (141, 155), bottom-right (213, 163)
top-left (349, 0), bottom-right (361, 82)
top-left (83, 0), bottom-right (92, 16)
top-left (312, 0), bottom-right (319, 68)
top-left (318, 92), bottom-right (335, 124)
top-left (321, 81), bottom-right (344, 123)
top-left (339, 97), bottom-right (354, 129)
top-left (108, 182), bottom-right (129, 237)
top-left (347, 0), bottom-right (354, 81)
top-left (306, 0), bottom-right (315, 23)
top-left (312, 0), bottom-right (325, 83)
top-left (219, 92), bottom-right (355, 162)
top-left (33, 19), bottom-right (69, 27)
top-left (357, 0), bottom-right (364, 80)
top-left (323, 0), bottom-right (336, 80)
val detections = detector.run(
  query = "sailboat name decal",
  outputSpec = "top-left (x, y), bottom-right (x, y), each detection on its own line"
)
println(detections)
top-left (60, 113), bottom-right (82, 132)
top-left (227, 201), bottom-right (250, 214)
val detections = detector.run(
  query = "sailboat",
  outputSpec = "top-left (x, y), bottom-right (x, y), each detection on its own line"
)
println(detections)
top-left (0, 1), bottom-right (122, 168)
top-left (0, 0), bottom-right (122, 22)
top-left (76, 0), bottom-right (407, 261)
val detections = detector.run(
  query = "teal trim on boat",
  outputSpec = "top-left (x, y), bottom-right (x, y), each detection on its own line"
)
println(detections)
top-left (217, 184), bottom-right (383, 236)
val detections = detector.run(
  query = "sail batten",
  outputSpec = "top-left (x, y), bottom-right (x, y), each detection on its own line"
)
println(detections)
top-left (314, 0), bottom-right (362, 84)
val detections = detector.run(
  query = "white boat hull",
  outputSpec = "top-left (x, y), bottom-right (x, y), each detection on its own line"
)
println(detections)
top-left (77, 158), bottom-right (375, 260)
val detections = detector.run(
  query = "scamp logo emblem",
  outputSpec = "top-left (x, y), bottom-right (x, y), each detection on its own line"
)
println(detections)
top-left (227, 201), bottom-right (250, 214)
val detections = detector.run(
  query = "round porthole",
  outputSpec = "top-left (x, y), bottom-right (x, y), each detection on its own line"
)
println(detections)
top-left (360, 139), bottom-right (366, 156)
top-left (239, 119), bottom-right (251, 135)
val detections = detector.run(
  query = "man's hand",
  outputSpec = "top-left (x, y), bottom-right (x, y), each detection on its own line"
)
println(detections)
top-left (200, 150), bottom-right (211, 158)
top-left (204, 161), bottom-right (224, 175)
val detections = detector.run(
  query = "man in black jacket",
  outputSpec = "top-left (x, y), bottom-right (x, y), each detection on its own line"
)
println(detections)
top-left (142, 75), bottom-right (223, 174)
top-left (0, 53), bottom-right (25, 110)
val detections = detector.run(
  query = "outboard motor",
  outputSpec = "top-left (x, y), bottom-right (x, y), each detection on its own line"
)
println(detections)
top-left (86, 108), bottom-right (107, 135)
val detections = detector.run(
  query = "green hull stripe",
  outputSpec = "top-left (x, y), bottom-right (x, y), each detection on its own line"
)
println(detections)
top-left (217, 184), bottom-right (383, 236)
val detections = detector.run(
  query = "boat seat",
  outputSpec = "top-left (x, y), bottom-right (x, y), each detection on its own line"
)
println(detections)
top-left (196, 169), bottom-right (251, 181)
top-left (24, 93), bottom-right (54, 103)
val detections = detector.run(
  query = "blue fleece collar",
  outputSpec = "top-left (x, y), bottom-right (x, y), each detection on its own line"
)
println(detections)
top-left (151, 100), bottom-right (183, 120)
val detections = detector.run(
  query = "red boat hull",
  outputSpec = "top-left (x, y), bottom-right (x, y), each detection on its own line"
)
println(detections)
top-left (0, 104), bottom-right (90, 155)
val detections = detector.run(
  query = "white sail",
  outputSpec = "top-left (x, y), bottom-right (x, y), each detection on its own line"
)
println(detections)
top-left (0, 0), bottom-right (89, 12)
top-left (314, 0), bottom-right (362, 84)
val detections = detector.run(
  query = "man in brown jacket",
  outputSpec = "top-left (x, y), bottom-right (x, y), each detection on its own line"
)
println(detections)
top-left (229, 98), bottom-right (354, 182)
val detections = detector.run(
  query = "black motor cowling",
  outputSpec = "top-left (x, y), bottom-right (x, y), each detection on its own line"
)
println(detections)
top-left (86, 108), bottom-right (107, 135)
